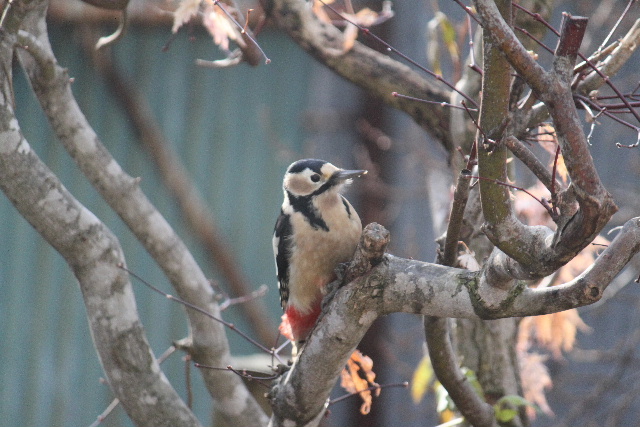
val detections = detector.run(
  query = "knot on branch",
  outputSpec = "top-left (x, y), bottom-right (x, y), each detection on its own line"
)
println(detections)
top-left (344, 223), bottom-right (390, 283)
top-left (585, 283), bottom-right (602, 301)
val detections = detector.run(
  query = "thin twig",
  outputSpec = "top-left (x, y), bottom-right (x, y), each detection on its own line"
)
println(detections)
top-left (87, 398), bottom-right (121, 427)
top-left (440, 170), bottom-right (472, 267)
top-left (470, 175), bottom-right (554, 216)
top-left (598, 0), bottom-right (636, 50)
top-left (616, 131), bottom-right (640, 149)
top-left (318, 0), bottom-right (479, 108)
top-left (193, 363), bottom-right (278, 387)
top-left (119, 264), bottom-right (274, 355)
top-left (328, 382), bottom-right (409, 405)
top-left (452, 0), bottom-right (481, 25)
top-left (212, 0), bottom-right (271, 64)
top-left (392, 92), bottom-right (476, 111)
top-left (514, 2), bottom-right (640, 124)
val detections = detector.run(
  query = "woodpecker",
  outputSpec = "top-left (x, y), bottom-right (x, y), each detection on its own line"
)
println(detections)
top-left (273, 159), bottom-right (366, 353)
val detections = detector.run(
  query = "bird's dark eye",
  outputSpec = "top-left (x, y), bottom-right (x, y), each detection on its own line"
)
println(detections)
top-left (310, 174), bottom-right (321, 183)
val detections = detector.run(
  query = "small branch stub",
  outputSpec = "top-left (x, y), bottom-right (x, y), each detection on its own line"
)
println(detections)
top-left (344, 222), bottom-right (390, 283)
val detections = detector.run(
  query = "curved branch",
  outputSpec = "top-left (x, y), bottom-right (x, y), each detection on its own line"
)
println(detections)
top-left (471, 0), bottom-right (618, 281)
top-left (270, 218), bottom-right (640, 424)
top-left (577, 18), bottom-right (640, 95)
top-left (263, 0), bottom-right (453, 151)
top-left (0, 40), bottom-right (200, 427)
top-left (425, 317), bottom-right (496, 427)
top-left (14, 4), bottom-right (267, 426)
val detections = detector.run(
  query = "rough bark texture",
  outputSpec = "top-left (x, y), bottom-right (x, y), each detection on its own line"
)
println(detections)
top-left (268, 219), bottom-right (640, 425)
top-left (4, 1), bottom-right (267, 426)
top-left (0, 5), bottom-right (201, 427)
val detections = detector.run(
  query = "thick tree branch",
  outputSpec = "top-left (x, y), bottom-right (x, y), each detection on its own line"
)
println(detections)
top-left (13, 2), bottom-right (267, 426)
top-left (263, 0), bottom-right (454, 151)
top-left (0, 21), bottom-right (200, 427)
top-left (271, 218), bottom-right (640, 424)
top-left (471, 0), bottom-right (618, 282)
top-left (477, 0), bottom-right (512, 231)
top-left (426, 168), bottom-right (496, 427)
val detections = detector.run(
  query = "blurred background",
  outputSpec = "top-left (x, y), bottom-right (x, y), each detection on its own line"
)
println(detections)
top-left (1, 0), bottom-right (639, 426)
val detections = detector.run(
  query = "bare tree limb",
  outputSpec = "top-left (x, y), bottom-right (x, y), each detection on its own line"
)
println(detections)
top-left (0, 10), bottom-right (200, 427)
top-left (269, 216), bottom-right (640, 424)
top-left (425, 168), bottom-right (496, 427)
top-left (263, 0), bottom-right (454, 151)
top-left (425, 317), bottom-right (497, 427)
top-left (471, 0), bottom-right (617, 283)
top-left (577, 18), bottom-right (640, 95)
top-left (12, 2), bottom-right (268, 426)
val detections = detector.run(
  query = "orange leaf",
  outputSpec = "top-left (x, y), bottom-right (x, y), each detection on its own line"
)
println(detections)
top-left (518, 309), bottom-right (591, 358)
top-left (340, 350), bottom-right (379, 414)
top-left (202, 3), bottom-right (240, 51)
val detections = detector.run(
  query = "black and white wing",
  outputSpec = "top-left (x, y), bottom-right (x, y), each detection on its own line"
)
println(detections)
top-left (273, 209), bottom-right (292, 310)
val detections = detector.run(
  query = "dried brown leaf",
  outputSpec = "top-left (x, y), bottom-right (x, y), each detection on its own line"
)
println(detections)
top-left (519, 350), bottom-right (554, 419)
top-left (340, 350), bottom-right (379, 415)
top-left (172, 0), bottom-right (202, 33)
top-left (518, 309), bottom-right (591, 358)
top-left (202, 3), bottom-right (240, 51)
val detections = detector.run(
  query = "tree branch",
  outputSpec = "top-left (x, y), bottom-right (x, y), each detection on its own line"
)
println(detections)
top-left (425, 317), bottom-right (497, 427)
top-left (263, 0), bottom-right (454, 151)
top-left (269, 217), bottom-right (640, 424)
top-left (577, 18), bottom-right (640, 95)
top-left (471, 0), bottom-right (618, 282)
top-left (426, 168), bottom-right (496, 427)
top-left (0, 23), bottom-right (201, 427)
top-left (13, 3), bottom-right (267, 426)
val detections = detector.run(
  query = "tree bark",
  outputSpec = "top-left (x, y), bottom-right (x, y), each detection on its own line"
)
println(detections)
top-left (4, 1), bottom-right (268, 426)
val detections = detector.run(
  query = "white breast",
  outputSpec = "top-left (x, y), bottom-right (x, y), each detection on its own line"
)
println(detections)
top-left (286, 193), bottom-right (362, 314)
